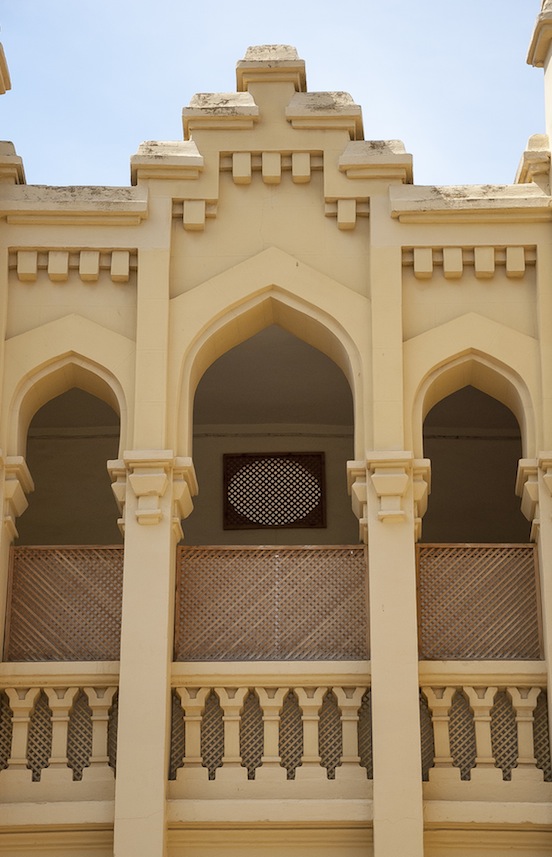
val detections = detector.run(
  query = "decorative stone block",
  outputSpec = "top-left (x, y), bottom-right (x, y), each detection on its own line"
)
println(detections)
top-left (47, 251), bottom-right (69, 282)
top-left (261, 152), bottom-right (281, 185)
top-left (413, 247), bottom-right (433, 280)
top-left (506, 246), bottom-right (526, 279)
top-left (232, 152), bottom-right (252, 185)
top-left (474, 246), bottom-right (495, 279)
top-left (16, 250), bottom-right (37, 282)
top-left (443, 247), bottom-right (463, 279)
top-left (292, 152), bottom-right (311, 183)
top-left (337, 198), bottom-right (356, 230)
top-left (183, 199), bottom-right (206, 231)
top-left (111, 250), bottom-right (130, 283)
top-left (79, 250), bottom-right (100, 282)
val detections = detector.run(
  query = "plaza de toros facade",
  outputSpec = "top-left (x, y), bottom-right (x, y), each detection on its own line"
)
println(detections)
top-left (2, 4), bottom-right (552, 856)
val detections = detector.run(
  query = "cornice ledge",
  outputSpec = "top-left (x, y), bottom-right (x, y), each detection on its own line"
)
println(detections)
top-left (131, 140), bottom-right (204, 183)
top-left (339, 140), bottom-right (412, 183)
top-left (236, 45), bottom-right (306, 93)
top-left (0, 184), bottom-right (148, 225)
top-left (182, 92), bottom-right (259, 139)
top-left (515, 134), bottom-right (551, 190)
top-left (390, 183), bottom-right (552, 223)
top-left (286, 92), bottom-right (363, 140)
top-left (528, 2), bottom-right (552, 67)
top-left (0, 142), bottom-right (25, 184)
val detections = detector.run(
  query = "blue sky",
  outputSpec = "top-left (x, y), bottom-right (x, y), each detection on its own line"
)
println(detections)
top-left (0, 0), bottom-right (545, 187)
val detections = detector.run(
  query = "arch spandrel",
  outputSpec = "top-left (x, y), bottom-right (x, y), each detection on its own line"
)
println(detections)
top-left (405, 313), bottom-right (539, 458)
top-left (168, 247), bottom-right (371, 457)
top-left (4, 315), bottom-right (134, 456)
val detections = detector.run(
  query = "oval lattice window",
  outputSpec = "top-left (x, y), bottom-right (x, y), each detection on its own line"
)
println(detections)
top-left (224, 452), bottom-right (326, 529)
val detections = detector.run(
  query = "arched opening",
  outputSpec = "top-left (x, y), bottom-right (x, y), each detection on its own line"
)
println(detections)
top-left (16, 388), bottom-right (122, 545)
top-left (184, 324), bottom-right (357, 546)
top-left (422, 385), bottom-right (529, 543)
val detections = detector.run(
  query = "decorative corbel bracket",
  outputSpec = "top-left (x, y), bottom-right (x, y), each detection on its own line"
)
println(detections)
top-left (347, 460), bottom-right (368, 544)
top-left (367, 451), bottom-right (413, 523)
top-left (516, 458), bottom-right (540, 541)
top-left (3, 455), bottom-right (34, 540)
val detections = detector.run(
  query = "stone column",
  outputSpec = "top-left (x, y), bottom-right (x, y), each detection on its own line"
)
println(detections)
top-left (349, 452), bottom-right (430, 857)
top-left (111, 452), bottom-right (196, 857)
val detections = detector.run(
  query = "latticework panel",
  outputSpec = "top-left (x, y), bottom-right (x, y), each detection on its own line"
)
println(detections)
top-left (0, 691), bottom-right (13, 770)
top-left (533, 690), bottom-right (552, 782)
top-left (490, 691), bottom-right (517, 780)
top-left (319, 690), bottom-right (342, 779)
top-left (419, 691), bottom-right (435, 781)
top-left (240, 691), bottom-right (263, 780)
top-left (6, 546), bottom-right (124, 661)
top-left (201, 691), bottom-right (224, 780)
top-left (175, 546), bottom-right (368, 661)
top-left (358, 689), bottom-right (372, 778)
top-left (27, 690), bottom-right (52, 782)
top-left (279, 691), bottom-right (303, 779)
top-left (107, 692), bottom-right (118, 774)
top-left (169, 690), bottom-right (185, 781)
top-left (223, 452), bottom-right (325, 529)
top-left (67, 690), bottom-right (92, 781)
top-left (449, 690), bottom-right (476, 780)
top-left (417, 545), bottom-right (541, 659)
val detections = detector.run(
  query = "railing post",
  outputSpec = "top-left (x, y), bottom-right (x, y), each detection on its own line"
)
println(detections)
top-left (464, 686), bottom-right (502, 785)
top-left (4, 687), bottom-right (40, 779)
top-left (39, 687), bottom-right (79, 784)
top-left (507, 686), bottom-right (543, 782)
top-left (174, 687), bottom-right (210, 785)
top-left (422, 686), bottom-right (461, 788)
top-left (255, 687), bottom-right (288, 783)
top-left (215, 686), bottom-right (249, 783)
top-left (82, 686), bottom-right (117, 781)
top-left (294, 686), bottom-right (327, 781)
top-left (333, 686), bottom-right (368, 783)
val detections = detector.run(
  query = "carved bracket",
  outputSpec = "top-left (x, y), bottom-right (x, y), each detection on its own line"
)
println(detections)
top-left (3, 455), bottom-right (34, 540)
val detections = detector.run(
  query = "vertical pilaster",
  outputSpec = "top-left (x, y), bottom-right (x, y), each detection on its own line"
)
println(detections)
top-left (349, 452), bottom-right (429, 857)
top-left (112, 453), bottom-right (196, 857)
top-left (0, 456), bottom-right (33, 651)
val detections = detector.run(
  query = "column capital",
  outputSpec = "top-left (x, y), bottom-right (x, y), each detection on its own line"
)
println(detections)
top-left (108, 452), bottom-right (197, 536)
top-left (347, 453), bottom-right (430, 540)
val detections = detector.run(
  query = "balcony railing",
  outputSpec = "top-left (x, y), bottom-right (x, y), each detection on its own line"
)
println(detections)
top-left (417, 544), bottom-right (541, 660)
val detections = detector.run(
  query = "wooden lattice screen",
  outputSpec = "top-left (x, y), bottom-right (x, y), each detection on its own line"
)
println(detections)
top-left (417, 544), bottom-right (541, 660)
top-left (5, 546), bottom-right (124, 661)
top-left (174, 545), bottom-right (368, 661)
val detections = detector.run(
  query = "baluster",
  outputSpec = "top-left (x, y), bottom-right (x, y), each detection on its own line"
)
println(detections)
top-left (173, 687), bottom-right (210, 784)
top-left (507, 686), bottom-right (543, 783)
top-left (333, 686), bottom-right (368, 783)
top-left (422, 686), bottom-right (460, 786)
top-left (82, 686), bottom-right (117, 782)
top-left (4, 687), bottom-right (40, 782)
top-left (255, 687), bottom-right (288, 783)
top-left (464, 686), bottom-right (502, 785)
top-left (295, 686), bottom-right (327, 781)
top-left (214, 686), bottom-right (249, 783)
top-left (41, 687), bottom-right (79, 784)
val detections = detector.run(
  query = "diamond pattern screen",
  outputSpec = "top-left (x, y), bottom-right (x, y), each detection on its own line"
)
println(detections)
top-left (223, 452), bottom-right (326, 529)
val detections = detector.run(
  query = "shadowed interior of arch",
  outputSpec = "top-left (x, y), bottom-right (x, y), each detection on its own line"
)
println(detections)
top-left (422, 385), bottom-right (530, 543)
top-left (185, 324), bottom-right (356, 545)
top-left (16, 388), bottom-right (122, 545)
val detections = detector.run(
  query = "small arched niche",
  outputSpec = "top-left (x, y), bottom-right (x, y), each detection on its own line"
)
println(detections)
top-left (422, 385), bottom-right (530, 543)
top-left (185, 324), bottom-right (357, 545)
top-left (16, 388), bottom-right (122, 545)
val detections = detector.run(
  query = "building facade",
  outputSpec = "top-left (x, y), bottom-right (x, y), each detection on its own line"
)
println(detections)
top-left (2, 4), bottom-right (552, 856)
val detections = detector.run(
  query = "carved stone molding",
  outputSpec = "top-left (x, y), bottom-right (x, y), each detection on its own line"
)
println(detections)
top-left (108, 452), bottom-right (197, 536)
top-left (347, 453), bottom-right (430, 541)
top-left (3, 455), bottom-right (34, 540)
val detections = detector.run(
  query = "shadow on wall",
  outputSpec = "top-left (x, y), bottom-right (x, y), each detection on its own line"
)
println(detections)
top-left (422, 385), bottom-right (530, 544)
top-left (16, 388), bottom-right (122, 545)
